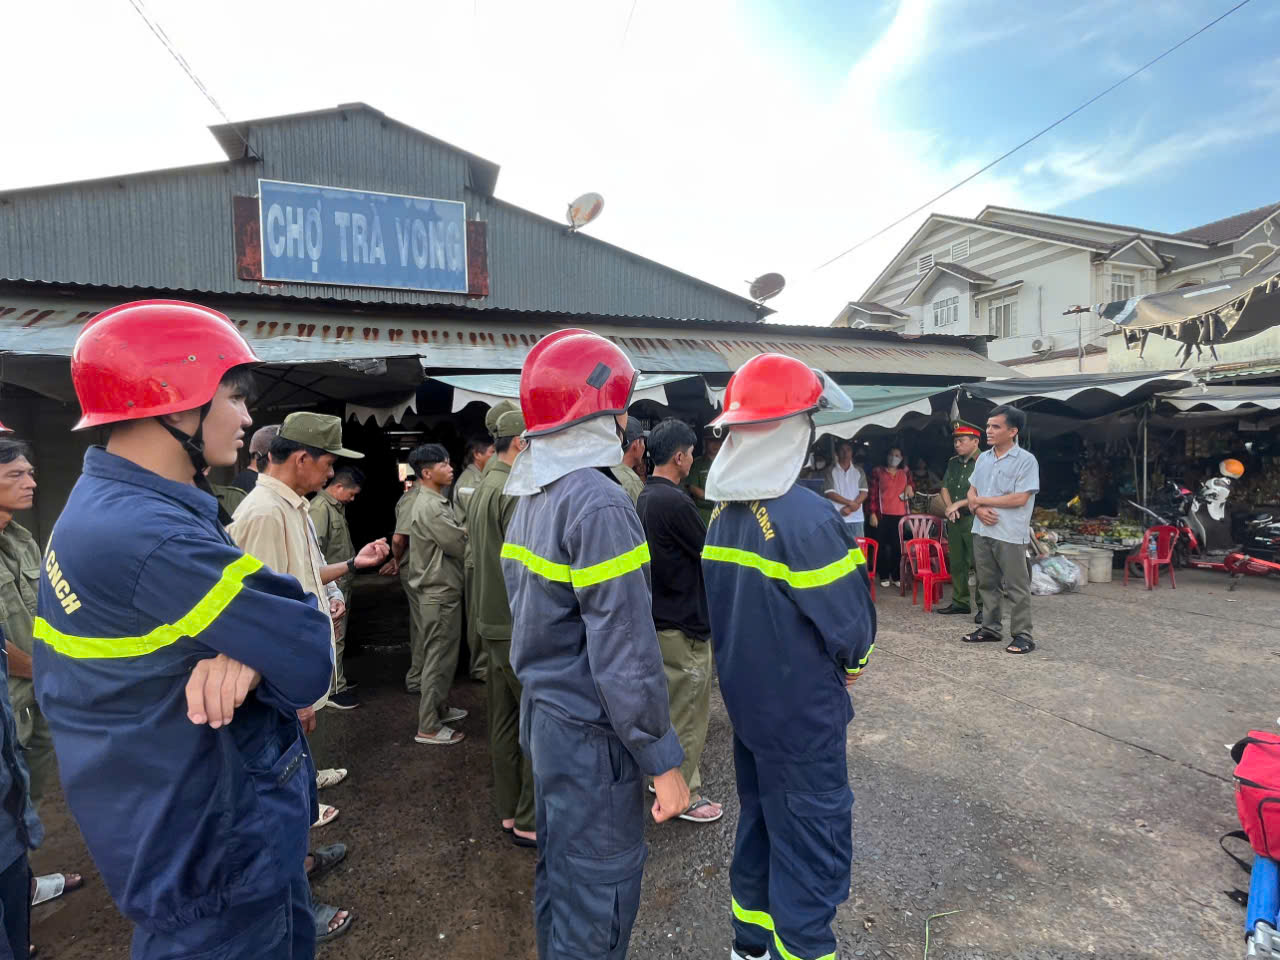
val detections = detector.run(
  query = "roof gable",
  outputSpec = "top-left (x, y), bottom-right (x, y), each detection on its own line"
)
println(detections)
top-left (1175, 201), bottom-right (1280, 245)
top-left (977, 205), bottom-right (1209, 248)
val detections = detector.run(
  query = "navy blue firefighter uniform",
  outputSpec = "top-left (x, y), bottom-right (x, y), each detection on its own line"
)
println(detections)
top-left (503, 466), bottom-right (684, 960)
top-left (33, 447), bottom-right (335, 959)
top-left (703, 486), bottom-right (876, 960)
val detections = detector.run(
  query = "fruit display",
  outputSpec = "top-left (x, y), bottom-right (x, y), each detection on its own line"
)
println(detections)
top-left (1031, 507), bottom-right (1143, 545)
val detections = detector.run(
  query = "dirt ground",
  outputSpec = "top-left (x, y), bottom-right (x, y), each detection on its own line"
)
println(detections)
top-left (28, 568), bottom-right (1277, 959)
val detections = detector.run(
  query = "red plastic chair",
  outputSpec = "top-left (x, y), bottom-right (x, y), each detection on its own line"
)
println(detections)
top-left (897, 514), bottom-right (944, 595)
top-left (856, 537), bottom-right (879, 602)
top-left (905, 538), bottom-right (951, 611)
top-left (1124, 526), bottom-right (1179, 590)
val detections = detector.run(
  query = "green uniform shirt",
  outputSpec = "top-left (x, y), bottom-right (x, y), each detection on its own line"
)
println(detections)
top-left (611, 464), bottom-right (644, 505)
top-left (453, 464), bottom-right (484, 517)
top-left (942, 453), bottom-right (980, 532)
top-left (395, 484), bottom-right (421, 537)
top-left (408, 487), bottom-right (467, 599)
top-left (0, 521), bottom-right (39, 656)
top-left (310, 489), bottom-right (355, 593)
top-left (212, 483), bottom-right (247, 518)
top-left (686, 455), bottom-right (715, 525)
top-left (468, 459), bottom-right (520, 640)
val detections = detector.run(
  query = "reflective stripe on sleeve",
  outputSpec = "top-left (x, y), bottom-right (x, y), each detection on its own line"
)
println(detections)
top-left (702, 545), bottom-right (865, 589)
top-left (731, 898), bottom-right (836, 960)
top-left (501, 540), bottom-right (650, 588)
top-left (33, 554), bottom-right (264, 660)
top-left (845, 642), bottom-right (875, 675)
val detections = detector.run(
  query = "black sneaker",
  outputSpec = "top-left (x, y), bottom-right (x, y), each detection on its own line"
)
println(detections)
top-left (731, 945), bottom-right (769, 960)
top-left (326, 690), bottom-right (360, 711)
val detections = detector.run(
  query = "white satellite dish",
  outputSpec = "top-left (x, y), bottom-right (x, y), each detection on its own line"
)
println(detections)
top-left (566, 192), bottom-right (605, 232)
top-left (748, 272), bottom-right (786, 303)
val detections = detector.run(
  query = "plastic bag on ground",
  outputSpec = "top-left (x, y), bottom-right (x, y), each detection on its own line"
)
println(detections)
top-left (1039, 555), bottom-right (1082, 593)
top-left (1030, 562), bottom-right (1061, 596)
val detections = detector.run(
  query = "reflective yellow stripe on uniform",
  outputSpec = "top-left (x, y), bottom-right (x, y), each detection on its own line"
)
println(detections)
top-left (501, 541), bottom-right (650, 588)
top-left (731, 897), bottom-right (836, 960)
top-left (32, 555), bottom-right (264, 660)
top-left (702, 545), bottom-right (865, 590)
top-left (845, 642), bottom-right (875, 675)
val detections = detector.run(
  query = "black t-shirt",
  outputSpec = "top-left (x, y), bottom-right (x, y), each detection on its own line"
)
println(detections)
top-left (232, 469), bottom-right (259, 493)
top-left (636, 476), bottom-right (710, 641)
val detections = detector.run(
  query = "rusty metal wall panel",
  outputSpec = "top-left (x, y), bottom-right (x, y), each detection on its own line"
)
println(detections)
top-left (466, 220), bottom-right (489, 298)
top-left (0, 110), bottom-right (763, 324)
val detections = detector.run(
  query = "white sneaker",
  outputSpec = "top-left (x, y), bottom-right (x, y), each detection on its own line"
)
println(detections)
top-left (879, 578), bottom-right (891, 588)
top-left (731, 949), bottom-right (769, 960)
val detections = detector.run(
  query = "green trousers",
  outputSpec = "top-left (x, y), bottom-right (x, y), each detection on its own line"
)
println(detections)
top-left (945, 521), bottom-right (980, 613)
top-left (464, 563), bottom-right (488, 682)
top-left (9, 676), bottom-right (55, 808)
top-left (657, 628), bottom-right (714, 793)
top-left (973, 535), bottom-right (1033, 640)
top-left (485, 639), bottom-right (534, 831)
top-left (331, 584), bottom-right (351, 696)
top-left (403, 571), bottom-right (425, 693)
top-left (416, 595), bottom-right (462, 733)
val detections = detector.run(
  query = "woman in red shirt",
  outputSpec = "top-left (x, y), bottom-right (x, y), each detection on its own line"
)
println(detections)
top-left (867, 446), bottom-right (914, 587)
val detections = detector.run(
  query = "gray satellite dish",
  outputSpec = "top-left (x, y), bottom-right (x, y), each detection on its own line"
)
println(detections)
top-left (566, 192), bottom-right (605, 232)
top-left (748, 272), bottom-right (786, 303)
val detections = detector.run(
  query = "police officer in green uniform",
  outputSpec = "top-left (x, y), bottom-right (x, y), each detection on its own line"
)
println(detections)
top-left (685, 430), bottom-right (721, 527)
top-left (936, 420), bottom-right (983, 617)
top-left (455, 436), bottom-right (494, 683)
top-left (467, 407), bottom-right (536, 846)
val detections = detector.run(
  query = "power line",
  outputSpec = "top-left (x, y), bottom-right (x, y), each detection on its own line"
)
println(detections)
top-left (815, 0), bottom-right (1254, 271)
top-left (621, 0), bottom-right (639, 48)
top-left (124, 0), bottom-right (258, 158)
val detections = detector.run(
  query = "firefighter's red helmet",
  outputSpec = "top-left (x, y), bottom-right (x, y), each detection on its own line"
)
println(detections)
top-left (0, 421), bottom-right (11, 434)
top-left (519, 329), bottom-right (637, 437)
top-left (71, 300), bottom-right (260, 431)
top-left (709, 353), bottom-right (852, 429)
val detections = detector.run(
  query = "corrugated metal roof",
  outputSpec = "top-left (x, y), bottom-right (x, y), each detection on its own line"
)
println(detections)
top-left (0, 291), bottom-right (1013, 380)
top-left (0, 106), bottom-right (766, 324)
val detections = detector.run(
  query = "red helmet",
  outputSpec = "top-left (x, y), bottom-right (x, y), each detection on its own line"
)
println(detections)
top-left (709, 353), bottom-right (852, 428)
top-left (0, 421), bottom-right (11, 434)
top-left (520, 329), bottom-right (637, 437)
top-left (71, 300), bottom-right (260, 430)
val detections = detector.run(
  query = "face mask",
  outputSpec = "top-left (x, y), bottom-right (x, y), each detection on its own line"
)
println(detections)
top-left (888, 455), bottom-right (903, 468)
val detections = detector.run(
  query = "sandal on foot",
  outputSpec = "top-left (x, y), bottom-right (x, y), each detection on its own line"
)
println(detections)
top-left (415, 725), bottom-right (465, 745)
top-left (32, 872), bottom-right (84, 907)
top-left (678, 797), bottom-right (725, 823)
top-left (305, 843), bottom-right (347, 883)
top-left (316, 768), bottom-right (348, 790)
top-left (1006, 634), bottom-right (1036, 655)
top-left (961, 629), bottom-right (1003, 643)
top-left (314, 903), bottom-right (355, 943)
top-left (312, 803), bottom-right (340, 829)
top-left (511, 831), bottom-right (537, 849)
top-left (441, 707), bottom-right (469, 723)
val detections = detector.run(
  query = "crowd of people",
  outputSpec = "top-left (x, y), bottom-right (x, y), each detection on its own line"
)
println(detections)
top-left (0, 298), bottom-right (1044, 960)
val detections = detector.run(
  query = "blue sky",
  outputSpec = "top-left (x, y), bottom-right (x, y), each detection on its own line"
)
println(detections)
top-left (4, 0), bottom-right (1277, 322)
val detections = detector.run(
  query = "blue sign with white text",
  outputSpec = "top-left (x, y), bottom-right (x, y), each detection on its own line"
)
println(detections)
top-left (258, 180), bottom-right (468, 293)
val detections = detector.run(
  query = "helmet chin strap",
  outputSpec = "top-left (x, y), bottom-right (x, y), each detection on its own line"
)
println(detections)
top-left (159, 404), bottom-right (233, 526)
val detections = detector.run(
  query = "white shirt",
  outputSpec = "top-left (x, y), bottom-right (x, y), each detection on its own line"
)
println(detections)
top-left (825, 462), bottom-right (868, 523)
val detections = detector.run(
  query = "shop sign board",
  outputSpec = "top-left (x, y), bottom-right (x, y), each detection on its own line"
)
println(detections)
top-left (258, 179), bottom-right (468, 293)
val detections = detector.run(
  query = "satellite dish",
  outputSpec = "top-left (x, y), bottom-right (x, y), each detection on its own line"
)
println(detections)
top-left (566, 192), bottom-right (605, 232)
top-left (748, 272), bottom-right (786, 303)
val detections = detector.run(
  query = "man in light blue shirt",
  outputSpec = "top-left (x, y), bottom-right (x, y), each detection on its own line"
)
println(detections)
top-left (962, 405), bottom-right (1039, 654)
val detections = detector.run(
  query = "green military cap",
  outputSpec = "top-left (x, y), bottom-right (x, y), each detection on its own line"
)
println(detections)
top-left (952, 419), bottom-right (982, 439)
top-left (279, 412), bottom-right (364, 459)
top-left (494, 408), bottom-right (526, 439)
top-left (485, 400), bottom-right (518, 436)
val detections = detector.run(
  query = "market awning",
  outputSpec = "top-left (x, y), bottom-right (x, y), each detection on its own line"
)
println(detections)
top-left (1155, 384), bottom-right (1280, 412)
top-left (429, 373), bottom-right (694, 411)
top-left (812, 386), bottom-right (947, 440)
top-left (1092, 261), bottom-right (1280, 365)
top-left (962, 370), bottom-right (1193, 415)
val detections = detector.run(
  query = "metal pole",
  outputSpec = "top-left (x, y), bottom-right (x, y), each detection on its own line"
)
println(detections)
top-left (1142, 409), bottom-right (1149, 503)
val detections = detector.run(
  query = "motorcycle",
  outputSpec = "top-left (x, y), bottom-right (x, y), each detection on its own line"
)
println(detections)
top-left (1126, 460), bottom-right (1280, 586)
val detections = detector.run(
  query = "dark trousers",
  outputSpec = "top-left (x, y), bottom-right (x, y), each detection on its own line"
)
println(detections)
top-left (527, 705), bottom-right (647, 960)
top-left (0, 852), bottom-right (30, 960)
top-left (872, 516), bottom-right (905, 582)
top-left (131, 867), bottom-right (314, 960)
top-left (730, 735), bottom-right (853, 960)
top-left (487, 640), bottom-right (534, 832)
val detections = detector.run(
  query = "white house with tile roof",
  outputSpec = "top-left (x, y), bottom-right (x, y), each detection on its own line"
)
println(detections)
top-left (838, 201), bottom-right (1280, 375)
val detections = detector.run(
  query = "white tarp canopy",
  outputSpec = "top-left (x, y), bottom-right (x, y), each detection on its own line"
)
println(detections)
top-left (430, 373), bottom-right (693, 412)
top-left (1156, 384), bottom-right (1280, 412)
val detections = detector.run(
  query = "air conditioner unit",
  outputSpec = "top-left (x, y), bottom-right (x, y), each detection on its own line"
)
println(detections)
top-left (1031, 336), bottom-right (1055, 354)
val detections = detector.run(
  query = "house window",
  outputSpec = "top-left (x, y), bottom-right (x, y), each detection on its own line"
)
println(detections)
top-left (988, 294), bottom-right (1018, 338)
top-left (951, 239), bottom-right (969, 261)
top-left (932, 296), bottom-right (959, 327)
top-left (917, 254), bottom-right (934, 275)
top-left (1111, 272), bottom-right (1136, 301)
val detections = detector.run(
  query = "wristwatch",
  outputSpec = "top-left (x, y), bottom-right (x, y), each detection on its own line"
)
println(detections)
top-left (346, 558), bottom-right (357, 574)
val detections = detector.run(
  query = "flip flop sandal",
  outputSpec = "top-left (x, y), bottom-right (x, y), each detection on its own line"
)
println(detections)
top-left (314, 903), bottom-right (355, 943)
top-left (441, 707), bottom-right (469, 723)
top-left (511, 833), bottom-right (538, 849)
top-left (1006, 635), bottom-right (1036, 655)
top-left (678, 798), bottom-right (725, 823)
top-left (306, 843), bottom-right (347, 883)
top-left (415, 725), bottom-right (465, 745)
top-left (961, 629), bottom-right (1003, 643)
top-left (315, 767), bottom-right (348, 790)
top-left (312, 803), bottom-right (340, 829)
top-left (31, 873), bottom-right (84, 907)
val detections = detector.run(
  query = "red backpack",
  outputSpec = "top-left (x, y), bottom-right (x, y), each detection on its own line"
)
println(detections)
top-left (1232, 731), bottom-right (1280, 858)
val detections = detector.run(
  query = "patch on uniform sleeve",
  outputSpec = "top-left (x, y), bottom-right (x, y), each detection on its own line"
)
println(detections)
top-left (43, 550), bottom-right (81, 615)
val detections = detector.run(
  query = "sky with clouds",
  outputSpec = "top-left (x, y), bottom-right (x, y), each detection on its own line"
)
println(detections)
top-left (5, 0), bottom-right (1277, 324)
